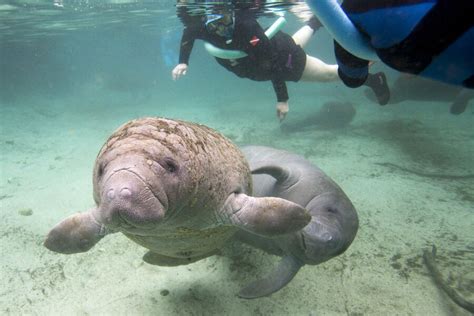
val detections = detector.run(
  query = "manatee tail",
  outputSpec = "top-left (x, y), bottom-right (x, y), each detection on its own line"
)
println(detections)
top-left (238, 255), bottom-right (304, 299)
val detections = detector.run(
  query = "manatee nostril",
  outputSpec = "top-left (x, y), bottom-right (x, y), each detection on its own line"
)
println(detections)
top-left (107, 189), bottom-right (115, 200)
top-left (120, 188), bottom-right (131, 199)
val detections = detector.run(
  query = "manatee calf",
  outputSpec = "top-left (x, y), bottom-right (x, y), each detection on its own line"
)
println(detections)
top-left (237, 145), bottom-right (359, 298)
top-left (44, 118), bottom-right (310, 268)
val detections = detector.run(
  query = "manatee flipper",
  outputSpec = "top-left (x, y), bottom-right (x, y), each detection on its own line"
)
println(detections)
top-left (238, 255), bottom-right (304, 299)
top-left (252, 165), bottom-right (300, 193)
top-left (251, 165), bottom-right (290, 182)
top-left (143, 250), bottom-right (219, 266)
top-left (44, 209), bottom-right (108, 254)
top-left (221, 193), bottom-right (310, 237)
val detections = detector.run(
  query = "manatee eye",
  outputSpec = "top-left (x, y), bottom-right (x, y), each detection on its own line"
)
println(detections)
top-left (327, 207), bottom-right (337, 214)
top-left (97, 163), bottom-right (104, 178)
top-left (163, 158), bottom-right (178, 173)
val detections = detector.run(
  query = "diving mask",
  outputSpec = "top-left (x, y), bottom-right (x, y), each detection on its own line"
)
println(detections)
top-left (205, 13), bottom-right (234, 39)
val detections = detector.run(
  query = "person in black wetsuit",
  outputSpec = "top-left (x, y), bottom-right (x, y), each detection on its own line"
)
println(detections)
top-left (172, 7), bottom-right (390, 121)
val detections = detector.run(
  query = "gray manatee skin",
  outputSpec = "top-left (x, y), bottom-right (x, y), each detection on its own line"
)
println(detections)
top-left (237, 145), bottom-right (359, 298)
top-left (44, 118), bottom-right (310, 267)
top-left (365, 74), bottom-right (473, 114)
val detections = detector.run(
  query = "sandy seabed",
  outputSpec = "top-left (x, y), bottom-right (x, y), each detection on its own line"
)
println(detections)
top-left (1, 84), bottom-right (473, 315)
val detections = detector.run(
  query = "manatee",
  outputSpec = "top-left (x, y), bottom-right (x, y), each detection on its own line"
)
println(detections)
top-left (44, 118), bottom-right (311, 268)
top-left (237, 145), bottom-right (359, 299)
top-left (364, 74), bottom-right (474, 114)
top-left (280, 101), bottom-right (356, 134)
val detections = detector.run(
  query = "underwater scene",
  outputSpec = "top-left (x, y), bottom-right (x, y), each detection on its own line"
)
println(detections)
top-left (1, 0), bottom-right (473, 314)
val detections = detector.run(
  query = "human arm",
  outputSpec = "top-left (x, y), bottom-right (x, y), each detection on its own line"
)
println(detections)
top-left (272, 79), bottom-right (289, 121)
top-left (172, 64), bottom-right (188, 81)
top-left (276, 101), bottom-right (289, 122)
top-left (172, 25), bottom-right (198, 80)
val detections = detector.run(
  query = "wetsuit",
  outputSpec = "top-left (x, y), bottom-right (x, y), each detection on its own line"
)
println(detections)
top-left (178, 10), bottom-right (307, 103)
top-left (336, 0), bottom-right (474, 89)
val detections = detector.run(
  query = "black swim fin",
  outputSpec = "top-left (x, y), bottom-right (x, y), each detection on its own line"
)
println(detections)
top-left (308, 15), bottom-right (323, 33)
top-left (238, 255), bottom-right (304, 299)
top-left (365, 72), bottom-right (390, 106)
top-left (450, 89), bottom-right (472, 114)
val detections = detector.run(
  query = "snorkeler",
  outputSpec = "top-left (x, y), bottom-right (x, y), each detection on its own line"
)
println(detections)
top-left (172, 7), bottom-right (390, 121)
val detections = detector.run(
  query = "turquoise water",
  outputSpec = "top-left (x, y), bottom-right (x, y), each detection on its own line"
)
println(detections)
top-left (1, 1), bottom-right (473, 315)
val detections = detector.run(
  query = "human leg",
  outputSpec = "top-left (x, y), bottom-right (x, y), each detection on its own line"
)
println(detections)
top-left (301, 55), bottom-right (390, 104)
top-left (333, 41), bottom-right (390, 105)
top-left (292, 16), bottom-right (323, 48)
top-left (300, 55), bottom-right (339, 82)
top-left (292, 26), bottom-right (314, 48)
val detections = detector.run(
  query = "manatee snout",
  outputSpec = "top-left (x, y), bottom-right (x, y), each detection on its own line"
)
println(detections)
top-left (300, 197), bottom-right (359, 264)
top-left (100, 169), bottom-right (165, 230)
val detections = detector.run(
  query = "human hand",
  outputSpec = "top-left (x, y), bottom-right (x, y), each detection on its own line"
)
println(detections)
top-left (172, 63), bottom-right (188, 81)
top-left (276, 101), bottom-right (289, 122)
